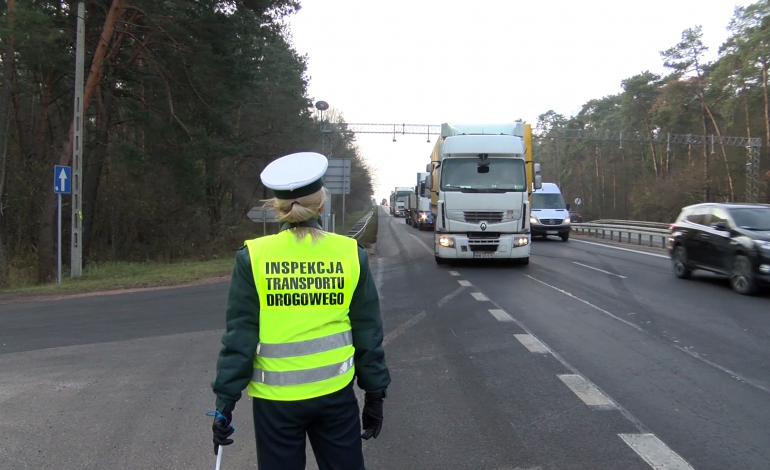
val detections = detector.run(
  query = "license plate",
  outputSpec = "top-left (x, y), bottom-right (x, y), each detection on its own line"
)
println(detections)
top-left (547, 231), bottom-right (558, 235)
top-left (473, 252), bottom-right (494, 258)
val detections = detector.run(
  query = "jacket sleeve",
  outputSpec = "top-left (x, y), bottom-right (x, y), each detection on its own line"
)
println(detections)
top-left (349, 245), bottom-right (391, 395)
top-left (211, 246), bottom-right (259, 413)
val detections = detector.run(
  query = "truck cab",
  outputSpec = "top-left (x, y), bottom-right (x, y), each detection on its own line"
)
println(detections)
top-left (530, 182), bottom-right (571, 241)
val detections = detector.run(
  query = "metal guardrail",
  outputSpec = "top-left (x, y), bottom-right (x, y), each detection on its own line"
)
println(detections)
top-left (348, 210), bottom-right (375, 240)
top-left (589, 219), bottom-right (671, 229)
top-left (571, 222), bottom-right (671, 249)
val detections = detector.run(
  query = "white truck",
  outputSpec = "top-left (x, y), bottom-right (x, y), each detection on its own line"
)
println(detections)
top-left (425, 122), bottom-right (542, 265)
top-left (390, 187), bottom-right (411, 217)
top-left (406, 172), bottom-right (434, 230)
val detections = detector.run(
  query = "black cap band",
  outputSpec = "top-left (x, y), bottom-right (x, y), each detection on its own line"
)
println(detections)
top-left (271, 177), bottom-right (324, 200)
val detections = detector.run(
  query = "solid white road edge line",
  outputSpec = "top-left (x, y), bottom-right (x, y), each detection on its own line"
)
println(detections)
top-left (571, 238), bottom-right (670, 259)
top-left (619, 433), bottom-right (695, 470)
top-left (383, 310), bottom-right (426, 347)
top-left (437, 285), bottom-right (467, 308)
top-left (458, 280), bottom-right (472, 287)
top-left (558, 374), bottom-right (617, 409)
top-left (471, 292), bottom-right (489, 301)
top-left (488, 309), bottom-right (513, 322)
top-left (572, 261), bottom-right (627, 279)
top-left (526, 275), bottom-right (644, 333)
top-left (514, 334), bottom-right (551, 354)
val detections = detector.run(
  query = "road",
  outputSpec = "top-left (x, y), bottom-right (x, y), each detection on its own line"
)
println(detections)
top-left (1, 205), bottom-right (769, 469)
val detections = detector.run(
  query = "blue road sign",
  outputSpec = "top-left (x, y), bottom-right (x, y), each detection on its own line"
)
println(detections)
top-left (54, 165), bottom-right (71, 194)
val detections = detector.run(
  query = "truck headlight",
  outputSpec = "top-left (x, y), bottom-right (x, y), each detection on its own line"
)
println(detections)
top-left (514, 237), bottom-right (529, 247)
top-left (420, 213), bottom-right (428, 220)
top-left (529, 216), bottom-right (539, 225)
top-left (563, 217), bottom-right (571, 225)
top-left (438, 236), bottom-right (455, 248)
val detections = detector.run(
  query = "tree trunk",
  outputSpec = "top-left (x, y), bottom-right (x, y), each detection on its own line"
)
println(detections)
top-left (699, 96), bottom-right (734, 201)
top-left (0, 0), bottom-right (16, 287)
top-left (762, 61), bottom-right (770, 202)
top-left (37, 0), bottom-right (126, 283)
top-left (82, 82), bottom-right (114, 262)
top-left (702, 107), bottom-right (710, 202)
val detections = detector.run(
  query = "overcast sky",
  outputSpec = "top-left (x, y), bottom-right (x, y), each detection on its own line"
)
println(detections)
top-left (286, 0), bottom-right (755, 202)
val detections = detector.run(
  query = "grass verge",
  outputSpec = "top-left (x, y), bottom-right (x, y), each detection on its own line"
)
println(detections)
top-left (357, 208), bottom-right (378, 248)
top-left (335, 209), bottom-right (372, 235)
top-left (0, 257), bottom-right (235, 298)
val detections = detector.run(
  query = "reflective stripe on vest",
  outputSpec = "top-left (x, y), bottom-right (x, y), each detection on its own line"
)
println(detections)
top-left (252, 355), bottom-right (354, 386)
top-left (257, 330), bottom-right (353, 358)
top-left (244, 230), bottom-right (361, 401)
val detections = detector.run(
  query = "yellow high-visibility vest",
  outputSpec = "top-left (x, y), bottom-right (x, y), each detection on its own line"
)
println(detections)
top-left (245, 229), bottom-right (361, 401)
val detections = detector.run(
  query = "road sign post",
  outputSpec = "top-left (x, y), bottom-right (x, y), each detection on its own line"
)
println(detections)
top-left (54, 165), bottom-right (72, 284)
top-left (326, 159), bottom-right (351, 233)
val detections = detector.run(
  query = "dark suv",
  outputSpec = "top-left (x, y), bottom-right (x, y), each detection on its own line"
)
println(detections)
top-left (668, 203), bottom-right (770, 295)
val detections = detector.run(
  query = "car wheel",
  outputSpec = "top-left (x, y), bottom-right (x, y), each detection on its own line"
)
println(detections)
top-left (672, 245), bottom-right (692, 279)
top-left (730, 255), bottom-right (758, 295)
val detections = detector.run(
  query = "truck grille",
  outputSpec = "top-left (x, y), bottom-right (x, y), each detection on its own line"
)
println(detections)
top-left (463, 211), bottom-right (503, 223)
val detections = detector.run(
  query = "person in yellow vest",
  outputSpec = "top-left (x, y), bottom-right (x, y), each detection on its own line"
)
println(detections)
top-left (210, 152), bottom-right (391, 470)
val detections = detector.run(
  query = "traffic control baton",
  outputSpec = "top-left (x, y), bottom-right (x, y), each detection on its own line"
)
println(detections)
top-left (213, 446), bottom-right (223, 470)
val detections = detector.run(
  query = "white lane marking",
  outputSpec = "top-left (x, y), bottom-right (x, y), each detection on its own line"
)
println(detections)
top-left (619, 434), bottom-right (695, 470)
top-left (528, 276), bottom-right (770, 396)
top-left (373, 258), bottom-right (385, 300)
top-left (471, 292), bottom-right (489, 301)
top-left (526, 275), bottom-right (643, 333)
top-left (448, 271), bottom-right (460, 276)
top-left (572, 261), bottom-right (627, 279)
top-left (409, 233), bottom-right (434, 255)
top-left (514, 334), bottom-right (551, 354)
top-left (437, 285), bottom-right (467, 307)
top-left (558, 374), bottom-right (617, 409)
top-left (383, 311), bottom-right (426, 347)
top-left (571, 238), bottom-right (670, 259)
top-left (488, 309), bottom-right (513, 322)
top-left (458, 280), bottom-right (471, 287)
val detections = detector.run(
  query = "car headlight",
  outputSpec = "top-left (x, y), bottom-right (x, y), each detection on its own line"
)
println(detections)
top-left (757, 240), bottom-right (770, 252)
top-left (529, 216), bottom-right (539, 225)
top-left (514, 237), bottom-right (529, 247)
top-left (438, 236), bottom-right (455, 248)
top-left (563, 217), bottom-right (571, 225)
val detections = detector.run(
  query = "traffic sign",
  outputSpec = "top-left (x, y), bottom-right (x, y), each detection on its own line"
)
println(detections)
top-left (247, 207), bottom-right (278, 223)
top-left (54, 165), bottom-right (71, 194)
top-left (574, 197), bottom-right (582, 206)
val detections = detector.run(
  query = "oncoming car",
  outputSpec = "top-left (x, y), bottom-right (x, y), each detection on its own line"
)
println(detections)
top-left (668, 203), bottom-right (770, 295)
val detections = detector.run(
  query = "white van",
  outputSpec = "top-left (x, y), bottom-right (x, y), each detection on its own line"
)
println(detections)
top-left (530, 182), bottom-right (571, 241)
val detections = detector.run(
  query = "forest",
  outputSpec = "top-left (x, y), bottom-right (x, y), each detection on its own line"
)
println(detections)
top-left (0, 0), bottom-right (376, 287)
top-left (534, 0), bottom-right (770, 224)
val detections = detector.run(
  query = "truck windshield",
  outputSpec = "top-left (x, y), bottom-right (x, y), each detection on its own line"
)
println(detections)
top-left (440, 158), bottom-right (526, 192)
top-left (729, 207), bottom-right (770, 231)
top-left (532, 193), bottom-right (566, 209)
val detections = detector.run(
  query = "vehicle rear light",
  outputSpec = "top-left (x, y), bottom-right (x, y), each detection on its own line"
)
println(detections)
top-left (669, 224), bottom-right (675, 230)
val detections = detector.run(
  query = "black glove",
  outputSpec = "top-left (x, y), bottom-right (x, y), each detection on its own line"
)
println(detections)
top-left (361, 392), bottom-right (384, 440)
top-left (212, 411), bottom-right (234, 455)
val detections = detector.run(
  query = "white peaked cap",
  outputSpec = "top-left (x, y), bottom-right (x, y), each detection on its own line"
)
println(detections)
top-left (260, 152), bottom-right (328, 199)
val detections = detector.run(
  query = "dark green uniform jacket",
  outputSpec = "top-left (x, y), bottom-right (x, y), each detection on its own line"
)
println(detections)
top-left (212, 239), bottom-right (391, 413)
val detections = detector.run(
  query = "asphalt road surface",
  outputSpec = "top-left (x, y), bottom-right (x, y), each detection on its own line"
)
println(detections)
top-left (1, 205), bottom-right (768, 469)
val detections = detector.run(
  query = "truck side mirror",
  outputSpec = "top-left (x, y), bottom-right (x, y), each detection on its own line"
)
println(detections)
top-left (533, 162), bottom-right (541, 175)
top-left (426, 163), bottom-right (433, 173)
top-left (566, 203), bottom-right (571, 211)
top-left (425, 175), bottom-right (433, 191)
top-left (534, 174), bottom-right (542, 189)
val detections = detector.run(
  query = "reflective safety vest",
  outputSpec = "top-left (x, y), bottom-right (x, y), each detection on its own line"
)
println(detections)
top-left (245, 230), bottom-right (361, 401)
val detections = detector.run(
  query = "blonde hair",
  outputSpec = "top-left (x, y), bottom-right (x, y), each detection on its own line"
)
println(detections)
top-left (262, 188), bottom-right (327, 243)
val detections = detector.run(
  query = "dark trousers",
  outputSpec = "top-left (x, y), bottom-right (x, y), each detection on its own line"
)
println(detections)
top-left (252, 380), bottom-right (365, 470)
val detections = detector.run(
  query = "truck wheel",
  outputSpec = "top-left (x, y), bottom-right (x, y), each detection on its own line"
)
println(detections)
top-left (519, 257), bottom-right (530, 266)
top-left (435, 256), bottom-right (447, 265)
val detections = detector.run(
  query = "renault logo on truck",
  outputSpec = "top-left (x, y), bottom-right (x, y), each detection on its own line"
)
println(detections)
top-left (480, 222), bottom-right (488, 231)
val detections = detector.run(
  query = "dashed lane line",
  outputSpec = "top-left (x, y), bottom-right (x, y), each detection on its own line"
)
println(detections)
top-left (448, 271), bottom-right (460, 276)
top-left (571, 238), bottom-right (670, 259)
top-left (514, 334), bottom-right (551, 354)
top-left (572, 261), bottom-right (627, 279)
top-left (471, 292), bottom-right (489, 301)
top-left (458, 280), bottom-right (472, 287)
top-left (488, 309), bottom-right (513, 322)
top-left (619, 434), bottom-right (695, 470)
top-left (383, 310), bottom-right (427, 347)
top-left (557, 374), bottom-right (617, 410)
